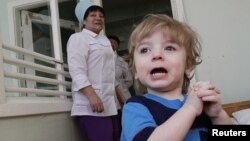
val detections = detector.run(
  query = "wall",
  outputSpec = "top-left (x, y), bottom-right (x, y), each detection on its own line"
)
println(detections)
top-left (183, 0), bottom-right (250, 103)
top-left (0, 112), bottom-right (84, 141)
top-left (0, 0), bottom-right (11, 42)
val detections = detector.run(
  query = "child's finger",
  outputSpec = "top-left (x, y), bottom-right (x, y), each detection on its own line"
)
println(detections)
top-left (214, 87), bottom-right (221, 94)
top-left (196, 84), bottom-right (221, 94)
top-left (192, 81), bottom-right (207, 91)
top-left (196, 89), bottom-right (220, 97)
top-left (201, 95), bottom-right (220, 102)
top-left (193, 81), bottom-right (214, 90)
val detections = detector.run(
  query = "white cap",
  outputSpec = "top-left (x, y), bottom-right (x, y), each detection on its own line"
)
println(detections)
top-left (75, 0), bottom-right (92, 25)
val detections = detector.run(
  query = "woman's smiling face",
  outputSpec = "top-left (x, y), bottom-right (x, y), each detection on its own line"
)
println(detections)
top-left (84, 11), bottom-right (104, 34)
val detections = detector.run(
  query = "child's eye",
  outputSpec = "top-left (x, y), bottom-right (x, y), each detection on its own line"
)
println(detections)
top-left (140, 48), bottom-right (150, 54)
top-left (165, 45), bottom-right (176, 51)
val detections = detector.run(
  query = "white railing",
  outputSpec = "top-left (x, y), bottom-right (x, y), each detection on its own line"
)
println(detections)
top-left (0, 41), bottom-right (72, 103)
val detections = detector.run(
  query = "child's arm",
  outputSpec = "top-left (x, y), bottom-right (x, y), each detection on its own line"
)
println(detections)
top-left (194, 81), bottom-right (233, 124)
top-left (148, 104), bottom-right (198, 141)
top-left (148, 88), bottom-right (204, 141)
top-left (203, 99), bottom-right (233, 124)
top-left (209, 108), bottom-right (233, 124)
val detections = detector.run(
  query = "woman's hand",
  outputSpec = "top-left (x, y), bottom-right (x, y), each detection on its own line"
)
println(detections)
top-left (80, 86), bottom-right (104, 113)
top-left (87, 93), bottom-right (104, 113)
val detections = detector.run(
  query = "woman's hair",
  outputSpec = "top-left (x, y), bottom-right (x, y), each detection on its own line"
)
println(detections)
top-left (83, 5), bottom-right (105, 20)
top-left (128, 14), bottom-right (202, 93)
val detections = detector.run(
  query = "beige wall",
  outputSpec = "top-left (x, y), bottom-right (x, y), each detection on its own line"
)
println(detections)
top-left (0, 113), bottom-right (84, 141)
top-left (183, 0), bottom-right (250, 104)
top-left (0, 0), bottom-right (10, 42)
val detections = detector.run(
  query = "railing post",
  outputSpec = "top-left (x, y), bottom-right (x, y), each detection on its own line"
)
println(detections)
top-left (0, 31), bottom-right (6, 103)
top-left (50, 0), bottom-right (66, 99)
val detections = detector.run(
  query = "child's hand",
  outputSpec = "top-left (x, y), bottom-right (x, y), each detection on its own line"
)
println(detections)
top-left (192, 81), bottom-right (223, 118)
top-left (185, 86), bottom-right (204, 116)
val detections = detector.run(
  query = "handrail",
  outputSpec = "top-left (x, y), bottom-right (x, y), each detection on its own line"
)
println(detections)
top-left (4, 71), bottom-right (71, 86)
top-left (5, 87), bottom-right (71, 96)
top-left (0, 40), bottom-right (72, 101)
top-left (3, 43), bottom-right (63, 64)
top-left (3, 57), bottom-right (71, 77)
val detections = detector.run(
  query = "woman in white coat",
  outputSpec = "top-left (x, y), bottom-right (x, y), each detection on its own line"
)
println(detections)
top-left (67, 1), bottom-right (119, 141)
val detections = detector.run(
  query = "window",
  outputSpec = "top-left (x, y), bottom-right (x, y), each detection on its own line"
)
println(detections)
top-left (1, 0), bottom-right (82, 117)
top-left (21, 10), bottom-right (77, 92)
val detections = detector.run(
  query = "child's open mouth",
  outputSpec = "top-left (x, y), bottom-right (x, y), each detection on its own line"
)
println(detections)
top-left (150, 67), bottom-right (168, 79)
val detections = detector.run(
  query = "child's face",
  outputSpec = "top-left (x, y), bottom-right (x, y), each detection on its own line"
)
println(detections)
top-left (133, 30), bottom-right (188, 93)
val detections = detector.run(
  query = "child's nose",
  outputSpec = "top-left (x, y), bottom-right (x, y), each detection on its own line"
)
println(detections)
top-left (152, 50), bottom-right (164, 61)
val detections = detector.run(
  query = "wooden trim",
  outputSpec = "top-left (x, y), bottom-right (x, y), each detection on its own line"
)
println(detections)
top-left (223, 100), bottom-right (250, 117)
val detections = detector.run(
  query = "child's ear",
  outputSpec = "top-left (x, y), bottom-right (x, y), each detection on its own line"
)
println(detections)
top-left (185, 65), bottom-right (194, 77)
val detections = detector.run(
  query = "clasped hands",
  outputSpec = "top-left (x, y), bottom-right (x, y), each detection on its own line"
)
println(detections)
top-left (187, 81), bottom-right (223, 118)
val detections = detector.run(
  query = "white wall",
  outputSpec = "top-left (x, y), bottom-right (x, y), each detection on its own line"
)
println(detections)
top-left (183, 0), bottom-right (250, 104)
